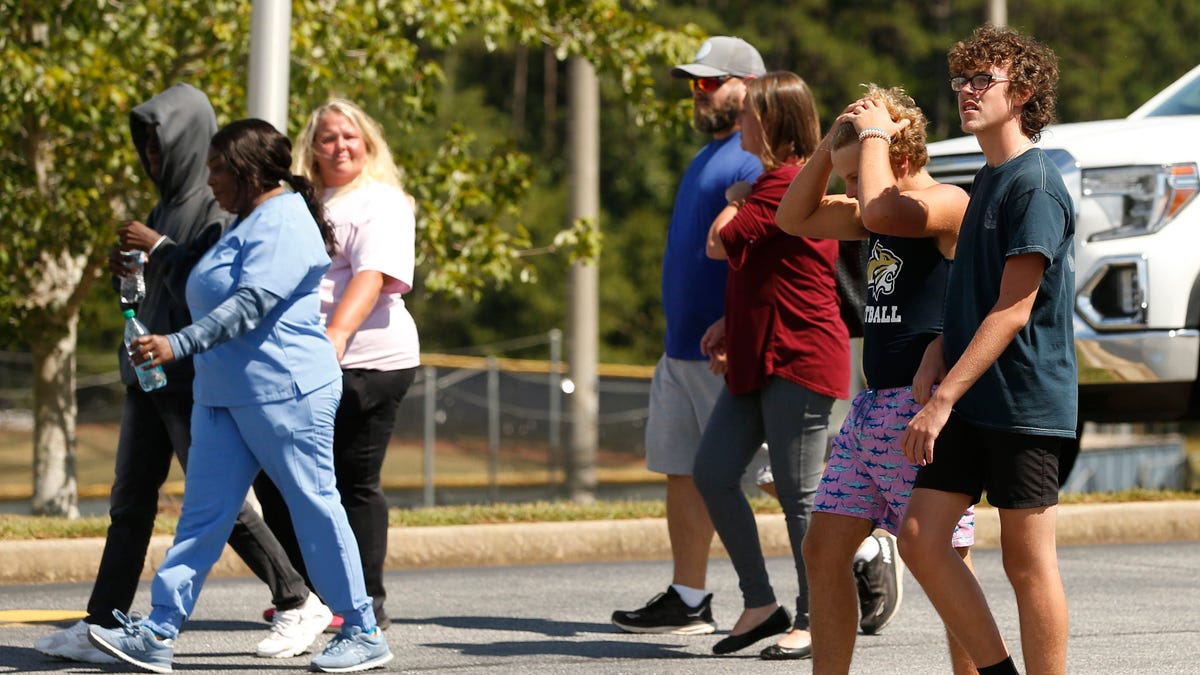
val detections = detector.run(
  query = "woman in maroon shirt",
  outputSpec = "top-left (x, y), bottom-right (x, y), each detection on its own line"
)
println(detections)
top-left (693, 71), bottom-right (850, 660)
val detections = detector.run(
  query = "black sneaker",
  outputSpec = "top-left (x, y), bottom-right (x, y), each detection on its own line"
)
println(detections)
top-left (854, 532), bottom-right (904, 635)
top-left (611, 586), bottom-right (717, 635)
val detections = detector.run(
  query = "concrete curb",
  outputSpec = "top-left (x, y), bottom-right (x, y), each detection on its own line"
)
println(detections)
top-left (3, 501), bottom-right (1199, 585)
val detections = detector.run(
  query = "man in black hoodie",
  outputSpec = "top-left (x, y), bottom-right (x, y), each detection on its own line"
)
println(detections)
top-left (35, 83), bottom-right (334, 663)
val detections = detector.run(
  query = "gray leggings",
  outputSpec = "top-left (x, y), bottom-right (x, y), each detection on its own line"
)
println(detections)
top-left (693, 376), bottom-right (832, 631)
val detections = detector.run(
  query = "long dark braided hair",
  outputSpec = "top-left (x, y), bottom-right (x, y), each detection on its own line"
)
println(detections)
top-left (209, 118), bottom-right (337, 255)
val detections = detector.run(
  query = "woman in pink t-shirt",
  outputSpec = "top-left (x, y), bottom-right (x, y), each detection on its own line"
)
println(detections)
top-left (255, 99), bottom-right (419, 632)
top-left (693, 71), bottom-right (850, 660)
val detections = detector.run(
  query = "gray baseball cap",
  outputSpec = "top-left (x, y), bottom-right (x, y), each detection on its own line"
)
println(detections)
top-left (671, 36), bottom-right (766, 79)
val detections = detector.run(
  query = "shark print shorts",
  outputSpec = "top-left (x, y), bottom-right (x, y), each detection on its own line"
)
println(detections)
top-left (814, 386), bottom-right (974, 547)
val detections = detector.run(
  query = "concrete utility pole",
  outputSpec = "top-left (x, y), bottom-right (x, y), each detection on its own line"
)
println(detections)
top-left (247, 0), bottom-right (291, 132)
top-left (565, 55), bottom-right (599, 503)
top-left (988, 0), bottom-right (1007, 27)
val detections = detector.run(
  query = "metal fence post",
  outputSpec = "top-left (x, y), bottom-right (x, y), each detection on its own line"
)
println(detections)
top-left (487, 356), bottom-right (500, 502)
top-left (548, 329), bottom-right (562, 495)
top-left (422, 365), bottom-right (437, 507)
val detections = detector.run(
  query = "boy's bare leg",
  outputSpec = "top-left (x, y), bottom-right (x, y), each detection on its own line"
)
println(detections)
top-left (900, 488), bottom-right (1009, 667)
top-left (948, 546), bottom-right (979, 675)
top-left (804, 512), bottom-right (873, 674)
top-left (998, 505), bottom-right (1067, 675)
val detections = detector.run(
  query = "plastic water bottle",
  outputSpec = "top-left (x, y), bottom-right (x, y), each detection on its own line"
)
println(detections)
top-left (119, 250), bottom-right (146, 304)
top-left (122, 309), bottom-right (167, 392)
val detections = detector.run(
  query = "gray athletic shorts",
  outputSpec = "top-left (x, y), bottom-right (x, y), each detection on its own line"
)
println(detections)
top-left (644, 355), bottom-right (724, 475)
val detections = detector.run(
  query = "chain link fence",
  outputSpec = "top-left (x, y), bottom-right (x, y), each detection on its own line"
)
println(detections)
top-left (0, 333), bottom-right (666, 508)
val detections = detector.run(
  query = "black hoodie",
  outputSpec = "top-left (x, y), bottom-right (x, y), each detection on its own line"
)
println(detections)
top-left (119, 83), bottom-right (230, 391)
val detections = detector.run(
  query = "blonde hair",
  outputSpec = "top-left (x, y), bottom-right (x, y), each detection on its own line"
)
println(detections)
top-left (292, 98), bottom-right (407, 195)
top-left (831, 84), bottom-right (929, 172)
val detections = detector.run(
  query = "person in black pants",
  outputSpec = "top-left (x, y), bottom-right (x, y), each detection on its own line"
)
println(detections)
top-left (34, 84), bottom-right (329, 665)
top-left (255, 98), bottom-right (420, 631)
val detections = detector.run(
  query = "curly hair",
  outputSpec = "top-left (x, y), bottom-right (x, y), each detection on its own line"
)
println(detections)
top-left (210, 118), bottom-right (337, 255)
top-left (948, 25), bottom-right (1059, 141)
top-left (742, 71), bottom-right (821, 171)
top-left (830, 84), bottom-right (929, 172)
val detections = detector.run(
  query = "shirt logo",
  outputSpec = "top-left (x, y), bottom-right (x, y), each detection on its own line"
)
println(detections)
top-left (868, 242), bottom-right (903, 302)
top-left (866, 242), bottom-right (903, 324)
top-left (983, 205), bottom-right (999, 230)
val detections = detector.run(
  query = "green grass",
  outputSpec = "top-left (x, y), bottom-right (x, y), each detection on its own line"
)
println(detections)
top-left (1, 490), bottom-right (1195, 541)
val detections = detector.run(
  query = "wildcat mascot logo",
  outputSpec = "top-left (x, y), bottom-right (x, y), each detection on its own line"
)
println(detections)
top-left (868, 242), bottom-right (902, 302)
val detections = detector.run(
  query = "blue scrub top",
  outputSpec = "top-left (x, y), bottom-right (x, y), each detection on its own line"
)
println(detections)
top-left (186, 191), bottom-right (342, 407)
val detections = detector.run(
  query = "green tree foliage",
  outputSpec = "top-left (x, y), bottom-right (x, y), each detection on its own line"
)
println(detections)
top-left (0, 0), bottom-right (700, 514)
top-left (423, 0), bottom-right (1200, 363)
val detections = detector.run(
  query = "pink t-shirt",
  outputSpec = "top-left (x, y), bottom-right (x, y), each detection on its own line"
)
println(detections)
top-left (319, 180), bottom-right (420, 371)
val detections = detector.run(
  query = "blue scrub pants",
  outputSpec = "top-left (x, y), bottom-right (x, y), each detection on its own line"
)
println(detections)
top-left (89, 387), bottom-right (308, 627)
top-left (146, 379), bottom-right (375, 638)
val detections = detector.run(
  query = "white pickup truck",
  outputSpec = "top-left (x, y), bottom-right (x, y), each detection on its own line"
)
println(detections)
top-left (926, 65), bottom-right (1200, 424)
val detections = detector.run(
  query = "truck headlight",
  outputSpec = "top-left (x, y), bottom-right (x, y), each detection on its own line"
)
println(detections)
top-left (1083, 163), bottom-right (1198, 241)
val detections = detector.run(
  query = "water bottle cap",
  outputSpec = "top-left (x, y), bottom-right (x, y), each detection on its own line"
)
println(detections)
top-left (122, 309), bottom-right (136, 319)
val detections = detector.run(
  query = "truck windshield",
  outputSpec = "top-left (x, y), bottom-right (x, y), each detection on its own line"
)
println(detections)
top-left (1141, 70), bottom-right (1200, 116)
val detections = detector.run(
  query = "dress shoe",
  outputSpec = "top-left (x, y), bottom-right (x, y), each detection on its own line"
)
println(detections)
top-left (711, 606), bottom-right (791, 655)
top-left (760, 642), bottom-right (812, 660)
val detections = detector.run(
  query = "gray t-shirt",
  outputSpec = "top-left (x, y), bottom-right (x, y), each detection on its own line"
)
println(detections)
top-left (944, 148), bottom-right (1078, 437)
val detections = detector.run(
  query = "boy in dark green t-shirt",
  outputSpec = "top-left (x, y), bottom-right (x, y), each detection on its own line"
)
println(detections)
top-left (898, 25), bottom-right (1076, 675)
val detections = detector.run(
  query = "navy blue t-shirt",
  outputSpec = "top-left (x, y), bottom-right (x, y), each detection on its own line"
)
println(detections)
top-left (862, 233), bottom-right (950, 390)
top-left (661, 133), bottom-right (762, 360)
top-left (943, 149), bottom-right (1077, 437)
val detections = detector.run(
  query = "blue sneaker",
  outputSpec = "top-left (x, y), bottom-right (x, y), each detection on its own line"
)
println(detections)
top-left (87, 610), bottom-right (175, 674)
top-left (310, 625), bottom-right (393, 673)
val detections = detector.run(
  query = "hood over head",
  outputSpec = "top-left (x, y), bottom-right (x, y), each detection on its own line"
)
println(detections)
top-left (130, 83), bottom-right (217, 206)
top-left (119, 84), bottom-right (229, 392)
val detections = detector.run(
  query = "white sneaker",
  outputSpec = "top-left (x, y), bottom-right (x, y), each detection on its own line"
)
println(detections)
top-left (256, 594), bottom-right (334, 658)
top-left (35, 620), bottom-right (118, 663)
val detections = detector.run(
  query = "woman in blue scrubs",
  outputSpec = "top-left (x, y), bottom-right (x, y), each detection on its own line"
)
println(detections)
top-left (88, 118), bottom-right (393, 674)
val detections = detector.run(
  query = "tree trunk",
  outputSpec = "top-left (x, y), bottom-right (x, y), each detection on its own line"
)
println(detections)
top-left (31, 312), bottom-right (80, 518)
top-left (513, 44), bottom-right (527, 138)
top-left (542, 45), bottom-right (557, 161)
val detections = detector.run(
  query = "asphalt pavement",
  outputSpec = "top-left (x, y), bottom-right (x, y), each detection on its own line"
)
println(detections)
top-left (2, 541), bottom-right (1198, 674)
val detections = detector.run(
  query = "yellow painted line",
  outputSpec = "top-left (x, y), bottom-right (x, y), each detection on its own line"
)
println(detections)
top-left (0, 609), bottom-right (87, 625)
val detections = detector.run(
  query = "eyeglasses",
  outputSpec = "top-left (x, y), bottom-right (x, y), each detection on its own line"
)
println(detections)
top-left (950, 73), bottom-right (1011, 92)
top-left (689, 76), bottom-right (734, 93)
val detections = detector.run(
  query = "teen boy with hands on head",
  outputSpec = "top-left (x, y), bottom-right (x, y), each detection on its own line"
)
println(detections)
top-left (776, 84), bottom-right (978, 674)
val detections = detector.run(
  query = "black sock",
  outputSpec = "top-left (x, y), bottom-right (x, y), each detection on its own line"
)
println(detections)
top-left (978, 656), bottom-right (1020, 675)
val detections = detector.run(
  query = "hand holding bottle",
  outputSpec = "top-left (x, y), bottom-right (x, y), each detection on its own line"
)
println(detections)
top-left (128, 334), bottom-right (176, 368)
top-left (122, 309), bottom-right (168, 392)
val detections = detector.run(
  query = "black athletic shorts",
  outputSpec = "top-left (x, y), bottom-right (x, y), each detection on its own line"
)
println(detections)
top-left (913, 411), bottom-right (1064, 509)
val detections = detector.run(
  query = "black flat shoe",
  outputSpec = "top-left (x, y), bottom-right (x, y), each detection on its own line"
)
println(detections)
top-left (711, 606), bottom-right (791, 655)
top-left (760, 642), bottom-right (812, 660)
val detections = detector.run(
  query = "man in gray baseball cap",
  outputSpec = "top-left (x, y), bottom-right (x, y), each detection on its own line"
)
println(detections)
top-left (611, 36), bottom-right (765, 637)
top-left (670, 36), bottom-right (767, 79)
